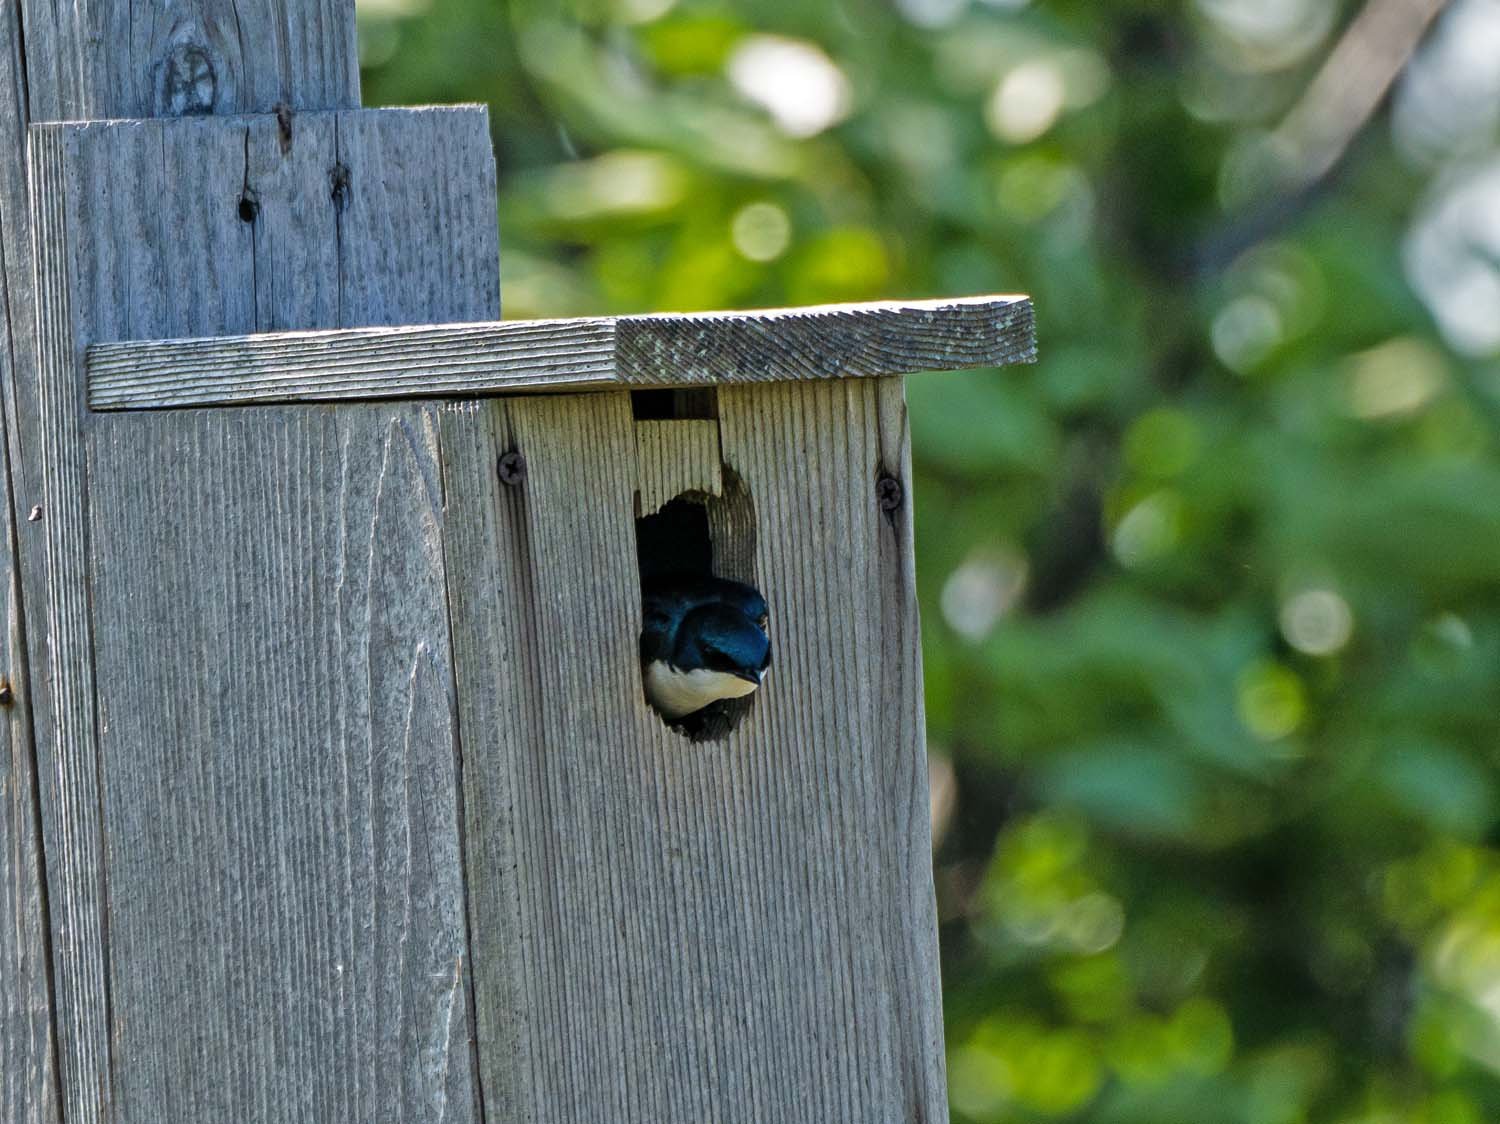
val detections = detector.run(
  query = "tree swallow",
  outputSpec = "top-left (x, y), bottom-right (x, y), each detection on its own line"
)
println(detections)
top-left (641, 575), bottom-right (771, 735)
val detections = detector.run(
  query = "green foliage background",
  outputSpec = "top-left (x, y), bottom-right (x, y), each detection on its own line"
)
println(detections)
top-left (361, 1), bottom-right (1500, 1119)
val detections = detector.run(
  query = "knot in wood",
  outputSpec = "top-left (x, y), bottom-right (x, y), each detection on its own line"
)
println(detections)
top-left (238, 188), bottom-right (260, 224)
top-left (274, 103), bottom-right (295, 154)
top-left (158, 43), bottom-right (217, 116)
top-left (330, 163), bottom-right (352, 213)
top-left (876, 473), bottom-right (904, 513)
top-left (497, 451), bottom-right (527, 486)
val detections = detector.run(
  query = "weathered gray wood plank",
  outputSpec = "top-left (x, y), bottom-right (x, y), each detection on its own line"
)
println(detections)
top-left (20, 0), bottom-right (359, 122)
top-left (0, 558), bottom-right (56, 1124)
top-left (90, 407), bottom-right (477, 1123)
top-left (0, 5), bottom-right (61, 1123)
top-left (36, 106), bottom-right (495, 1123)
top-left (435, 400), bottom-right (541, 1124)
top-left (28, 122), bottom-right (112, 1124)
top-left (616, 295), bottom-right (1036, 386)
top-left (441, 380), bottom-right (945, 1122)
top-left (11, 6), bottom-right (362, 1120)
top-left (86, 295), bottom-right (1036, 409)
top-left (871, 376), bottom-right (948, 1119)
top-left (634, 418), bottom-right (722, 515)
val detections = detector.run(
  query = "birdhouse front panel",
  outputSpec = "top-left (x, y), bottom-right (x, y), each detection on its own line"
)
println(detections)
top-left (439, 379), bottom-right (944, 1121)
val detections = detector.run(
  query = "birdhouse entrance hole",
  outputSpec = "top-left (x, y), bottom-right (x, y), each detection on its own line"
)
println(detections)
top-left (633, 389), bottom-right (762, 740)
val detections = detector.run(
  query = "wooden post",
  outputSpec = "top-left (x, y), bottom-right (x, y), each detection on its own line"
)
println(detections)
top-left (3, 4), bottom-right (1037, 1123)
top-left (3, 5), bottom-right (485, 1123)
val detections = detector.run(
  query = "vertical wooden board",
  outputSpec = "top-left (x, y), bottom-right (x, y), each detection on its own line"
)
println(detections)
top-left (333, 107), bottom-right (502, 326)
top-left (89, 406), bottom-right (476, 1124)
top-left (246, 116), bottom-right (342, 331)
top-left (437, 401), bottom-right (542, 1124)
top-left (20, 0), bottom-right (359, 123)
top-left (634, 418), bottom-right (722, 515)
top-left (10, 3), bottom-right (357, 1121)
top-left (28, 123), bottom-right (114, 1124)
top-left (0, 6), bottom-right (60, 1124)
top-left (446, 381), bottom-right (944, 1122)
top-left (28, 108), bottom-right (498, 1122)
top-left (714, 379), bottom-right (904, 1121)
top-left (1, 534), bottom-right (56, 1124)
top-left (871, 376), bottom-right (947, 1121)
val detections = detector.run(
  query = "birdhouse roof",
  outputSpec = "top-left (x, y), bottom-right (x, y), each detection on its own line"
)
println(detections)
top-left (87, 295), bottom-right (1035, 410)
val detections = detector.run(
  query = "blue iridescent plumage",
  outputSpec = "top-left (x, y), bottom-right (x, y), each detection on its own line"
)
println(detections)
top-left (641, 575), bottom-right (772, 736)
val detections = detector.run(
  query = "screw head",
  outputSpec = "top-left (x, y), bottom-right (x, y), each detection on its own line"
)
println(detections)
top-left (876, 474), bottom-right (904, 512)
top-left (497, 451), bottom-right (527, 486)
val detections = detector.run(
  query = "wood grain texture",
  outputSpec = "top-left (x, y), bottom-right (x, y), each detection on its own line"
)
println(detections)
top-left (89, 407), bottom-right (477, 1124)
top-left (33, 106), bottom-right (496, 1123)
top-left (88, 319), bottom-right (619, 408)
top-left (9, 5), bottom-right (358, 1120)
top-left (0, 552), bottom-right (56, 1124)
top-left (616, 295), bottom-right (1036, 386)
top-left (871, 377), bottom-right (947, 1119)
top-left (634, 419), bottom-right (723, 516)
top-left (0, 4), bottom-right (61, 1122)
top-left (435, 400), bottom-right (540, 1124)
top-left (28, 123), bottom-right (113, 1124)
top-left (20, 0), bottom-right (359, 122)
top-left (441, 381), bottom-right (946, 1122)
top-left (85, 295), bottom-right (1036, 409)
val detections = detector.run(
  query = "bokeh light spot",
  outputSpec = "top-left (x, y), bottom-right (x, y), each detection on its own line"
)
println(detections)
top-left (1345, 337), bottom-right (1447, 420)
top-left (1168, 998), bottom-right (1234, 1074)
top-left (730, 201), bottom-right (792, 262)
top-left (941, 548), bottom-right (1028, 641)
top-left (727, 35), bottom-right (852, 138)
top-left (1236, 661), bottom-right (1307, 742)
top-left (987, 60), bottom-right (1068, 144)
top-left (612, 0), bottom-right (677, 24)
top-left (1211, 294), bottom-right (1282, 372)
top-left (1111, 490), bottom-right (1183, 567)
top-left (893, 0), bottom-right (968, 30)
top-left (1279, 588), bottom-right (1353, 656)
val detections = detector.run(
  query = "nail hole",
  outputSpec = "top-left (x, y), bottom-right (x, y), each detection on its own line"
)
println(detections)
top-left (238, 189), bottom-right (259, 224)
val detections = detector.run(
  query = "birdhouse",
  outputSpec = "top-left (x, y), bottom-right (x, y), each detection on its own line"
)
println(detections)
top-left (1, 7), bottom-right (1034, 1124)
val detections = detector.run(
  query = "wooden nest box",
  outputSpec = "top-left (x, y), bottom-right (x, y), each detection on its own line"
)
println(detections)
top-left (1, 6), bottom-right (1034, 1124)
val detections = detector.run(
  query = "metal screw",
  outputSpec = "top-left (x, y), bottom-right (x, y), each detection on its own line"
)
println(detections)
top-left (497, 451), bottom-right (527, 486)
top-left (876, 474), bottom-right (904, 513)
top-left (0, 680), bottom-right (13, 707)
top-left (27, 505), bottom-right (41, 522)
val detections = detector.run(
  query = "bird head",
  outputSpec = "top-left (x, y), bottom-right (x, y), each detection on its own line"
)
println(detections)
top-left (641, 576), bottom-right (771, 723)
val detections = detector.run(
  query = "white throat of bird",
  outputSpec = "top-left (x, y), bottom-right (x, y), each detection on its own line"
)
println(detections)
top-left (645, 661), bottom-right (766, 719)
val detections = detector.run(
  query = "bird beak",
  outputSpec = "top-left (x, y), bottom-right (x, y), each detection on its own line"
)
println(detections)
top-left (732, 668), bottom-right (763, 686)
